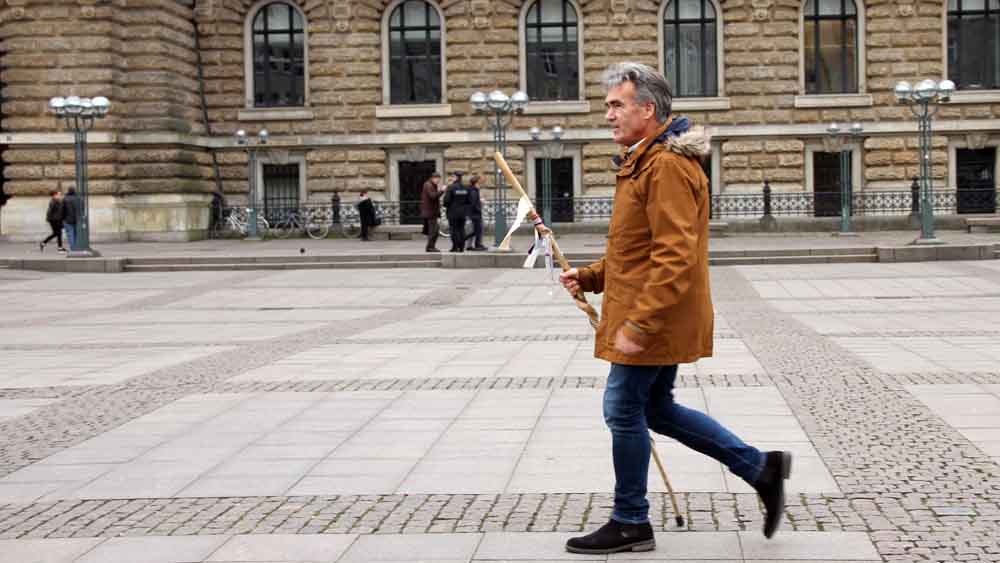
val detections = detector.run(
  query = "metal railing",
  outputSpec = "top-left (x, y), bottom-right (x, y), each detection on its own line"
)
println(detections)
top-left (210, 185), bottom-right (999, 238)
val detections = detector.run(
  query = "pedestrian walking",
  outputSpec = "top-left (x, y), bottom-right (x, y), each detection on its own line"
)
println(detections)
top-left (420, 171), bottom-right (445, 252)
top-left (39, 190), bottom-right (66, 252)
top-left (559, 62), bottom-right (791, 555)
top-left (356, 191), bottom-right (377, 241)
top-left (61, 186), bottom-right (81, 251)
top-left (442, 172), bottom-right (470, 253)
top-left (465, 174), bottom-right (487, 251)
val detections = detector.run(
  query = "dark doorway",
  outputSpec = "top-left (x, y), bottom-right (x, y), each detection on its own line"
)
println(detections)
top-left (262, 163), bottom-right (300, 223)
top-left (535, 157), bottom-right (574, 223)
top-left (956, 148), bottom-right (996, 214)
top-left (813, 151), bottom-right (850, 218)
top-left (398, 160), bottom-right (436, 225)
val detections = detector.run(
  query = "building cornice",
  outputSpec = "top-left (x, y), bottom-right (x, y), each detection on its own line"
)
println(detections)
top-left (4, 119), bottom-right (999, 148)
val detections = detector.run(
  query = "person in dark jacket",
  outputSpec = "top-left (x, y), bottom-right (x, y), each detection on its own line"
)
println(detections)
top-left (356, 191), bottom-right (377, 241)
top-left (61, 186), bottom-right (81, 251)
top-left (420, 172), bottom-right (445, 252)
top-left (40, 190), bottom-right (66, 252)
top-left (442, 172), bottom-right (470, 252)
top-left (465, 174), bottom-right (487, 251)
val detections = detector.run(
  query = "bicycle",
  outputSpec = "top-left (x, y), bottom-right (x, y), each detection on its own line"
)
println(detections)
top-left (269, 208), bottom-right (330, 240)
top-left (224, 208), bottom-right (270, 238)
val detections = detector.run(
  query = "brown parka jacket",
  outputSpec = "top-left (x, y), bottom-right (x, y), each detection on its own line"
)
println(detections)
top-left (577, 120), bottom-right (714, 366)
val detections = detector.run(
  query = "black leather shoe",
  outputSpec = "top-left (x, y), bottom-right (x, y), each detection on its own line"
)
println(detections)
top-left (565, 520), bottom-right (654, 554)
top-left (753, 451), bottom-right (792, 539)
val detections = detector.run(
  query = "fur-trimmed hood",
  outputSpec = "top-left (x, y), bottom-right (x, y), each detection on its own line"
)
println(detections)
top-left (665, 126), bottom-right (711, 160)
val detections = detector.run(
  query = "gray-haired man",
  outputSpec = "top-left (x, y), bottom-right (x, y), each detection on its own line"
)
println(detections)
top-left (561, 62), bottom-right (791, 555)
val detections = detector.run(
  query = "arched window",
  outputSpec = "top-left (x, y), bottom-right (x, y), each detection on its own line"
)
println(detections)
top-left (663, 0), bottom-right (718, 97)
top-left (803, 0), bottom-right (858, 94)
top-left (524, 0), bottom-right (580, 101)
top-left (387, 0), bottom-right (443, 104)
top-left (251, 2), bottom-right (306, 107)
top-left (948, 0), bottom-right (1000, 90)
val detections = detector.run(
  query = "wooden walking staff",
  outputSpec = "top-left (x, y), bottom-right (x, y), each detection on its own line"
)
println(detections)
top-left (493, 151), bottom-right (598, 330)
top-left (493, 151), bottom-right (686, 528)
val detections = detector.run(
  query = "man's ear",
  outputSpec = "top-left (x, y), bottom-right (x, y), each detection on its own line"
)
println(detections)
top-left (642, 102), bottom-right (656, 120)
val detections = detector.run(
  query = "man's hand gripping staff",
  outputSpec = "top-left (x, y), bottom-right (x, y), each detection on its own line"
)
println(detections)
top-left (492, 152), bottom-right (599, 330)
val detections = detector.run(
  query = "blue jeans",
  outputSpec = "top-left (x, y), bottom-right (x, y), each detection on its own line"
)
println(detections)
top-left (603, 363), bottom-right (764, 524)
top-left (63, 224), bottom-right (77, 250)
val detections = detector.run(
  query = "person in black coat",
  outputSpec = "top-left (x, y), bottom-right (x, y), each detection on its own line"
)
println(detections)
top-left (61, 186), bottom-right (81, 251)
top-left (40, 190), bottom-right (66, 252)
top-left (442, 172), bottom-right (471, 252)
top-left (356, 191), bottom-right (377, 241)
top-left (465, 174), bottom-right (487, 251)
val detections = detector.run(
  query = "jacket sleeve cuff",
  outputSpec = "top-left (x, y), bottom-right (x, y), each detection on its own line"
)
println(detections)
top-left (577, 267), bottom-right (598, 293)
top-left (623, 320), bottom-right (654, 349)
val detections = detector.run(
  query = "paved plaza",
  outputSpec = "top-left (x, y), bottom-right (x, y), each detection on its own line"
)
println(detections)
top-left (1, 258), bottom-right (1000, 562)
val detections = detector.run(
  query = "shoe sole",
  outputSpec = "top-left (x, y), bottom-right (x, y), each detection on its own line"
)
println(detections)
top-left (565, 539), bottom-right (655, 554)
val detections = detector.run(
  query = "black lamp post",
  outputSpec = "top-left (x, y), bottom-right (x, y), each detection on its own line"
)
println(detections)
top-left (235, 129), bottom-right (269, 240)
top-left (825, 122), bottom-right (863, 236)
top-left (894, 78), bottom-right (954, 245)
top-left (529, 125), bottom-right (565, 226)
top-left (469, 89), bottom-right (529, 248)
top-left (48, 95), bottom-right (110, 257)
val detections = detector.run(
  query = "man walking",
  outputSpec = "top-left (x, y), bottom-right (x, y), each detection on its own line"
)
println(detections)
top-left (40, 190), bottom-right (66, 252)
top-left (420, 172), bottom-right (445, 252)
top-left (559, 62), bottom-right (791, 555)
top-left (465, 174), bottom-right (487, 251)
top-left (356, 191), bottom-right (377, 241)
top-left (442, 172), bottom-right (470, 252)
top-left (61, 186), bottom-right (80, 251)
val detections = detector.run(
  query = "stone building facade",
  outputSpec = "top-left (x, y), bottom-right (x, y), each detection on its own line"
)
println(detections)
top-left (0, 0), bottom-right (998, 240)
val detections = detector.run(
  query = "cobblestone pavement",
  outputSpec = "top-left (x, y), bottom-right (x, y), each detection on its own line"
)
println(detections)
top-left (0, 261), bottom-right (999, 562)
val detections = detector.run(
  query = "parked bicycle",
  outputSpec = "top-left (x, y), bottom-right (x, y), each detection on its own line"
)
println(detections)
top-left (335, 209), bottom-right (451, 239)
top-left (222, 207), bottom-right (270, 238)
top-left (269, 208), bottom-right (330, 240)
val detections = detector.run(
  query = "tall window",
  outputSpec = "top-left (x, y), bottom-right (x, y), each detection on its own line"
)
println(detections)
top-left (388, 1), bottom-right (443, 104)
top-left (252, 3), bottom-right (305, 107)
top-left (663, 0), bottom-right (718, 97)
top-left (803, 0), bottom-right (858, 94)
top-left (948, 0), bottom-right (1000, 90)
top-left (525, 0), bottom-right (580, 101)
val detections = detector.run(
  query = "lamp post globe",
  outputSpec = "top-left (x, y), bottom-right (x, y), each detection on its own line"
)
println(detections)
top-left (894, 81), bottom-right (912, 102)
top-left (915, 79), bottom-right (937, 99)
top-left (469, 91), bottom-right (487, 112)
top-left (938, 79), bottom-right (956, 101)
top-left (487, 90), bottom-right (509, 111)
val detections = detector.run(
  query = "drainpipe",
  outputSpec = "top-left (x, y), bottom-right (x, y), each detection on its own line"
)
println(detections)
top-left (192, 0), bottom-right (224, 194)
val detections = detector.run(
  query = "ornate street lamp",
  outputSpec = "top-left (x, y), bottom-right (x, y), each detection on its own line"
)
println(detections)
top-left (529, 125), bottom-right (565, 226)
top-left (895, 78), bottom-right (955, 244)
top-left (48, 95), bottom-right (110, 257)
top-left (235, 129), bottom-right (269, 240)
top-left (469, 89), bottom-right (529, 248)
top-left (825, 122), bottom-right (863, 236)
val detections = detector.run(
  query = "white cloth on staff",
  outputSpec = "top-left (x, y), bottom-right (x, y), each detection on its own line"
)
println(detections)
top-left (498, 195), bottom-right (533, 251)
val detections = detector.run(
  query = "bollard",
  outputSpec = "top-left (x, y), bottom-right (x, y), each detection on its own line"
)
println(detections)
top-left (759, 179), bottom-right (778, 231)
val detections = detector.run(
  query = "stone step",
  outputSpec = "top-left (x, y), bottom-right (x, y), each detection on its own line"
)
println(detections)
top-left (123, 260), bottom-right (441, 272)
top-left (709, 254), bottom-right (878, 266)
top-left (126, 254), bottom-right (421, 266)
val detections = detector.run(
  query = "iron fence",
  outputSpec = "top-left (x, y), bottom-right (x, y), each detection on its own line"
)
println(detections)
top-left (211, 185), bottom-right (998, 238)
